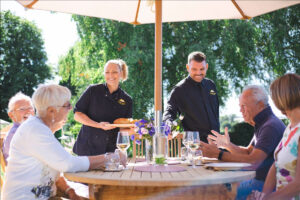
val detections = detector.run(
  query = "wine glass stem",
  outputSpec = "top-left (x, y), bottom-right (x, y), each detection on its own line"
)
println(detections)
top-left (122, 150), bottom-right (127, 168)
top-left (192, 150), bottom-right (196, 168)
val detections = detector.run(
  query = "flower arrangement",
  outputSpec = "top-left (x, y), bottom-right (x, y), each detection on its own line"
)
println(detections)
top-left (132, 119), bottom-right (171, 144)
top-left (167, 114), bottom-right (184, 139)
top-left (132, 115), bottom-right (184, 143)
top-left (131, 115), bottom-right (184, 165)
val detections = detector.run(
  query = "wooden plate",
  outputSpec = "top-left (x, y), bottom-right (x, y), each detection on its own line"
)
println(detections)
top-left (107, 124), bottom-right (135, 128)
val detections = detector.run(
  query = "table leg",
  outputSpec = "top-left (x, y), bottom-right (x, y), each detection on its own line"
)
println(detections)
top-left (88, 184), bottom-right (101, 200)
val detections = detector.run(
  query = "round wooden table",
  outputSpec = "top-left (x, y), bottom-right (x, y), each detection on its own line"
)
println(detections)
top-left (64, 160), bottom-right (255, 200)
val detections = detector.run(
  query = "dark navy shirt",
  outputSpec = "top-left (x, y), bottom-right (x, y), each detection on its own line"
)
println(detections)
top-left (251, 106), bottom-right (285, 181)
top-left (163, 76), bottom-right (220, 142)
top-left (73, 84), bottom-right (132, 156)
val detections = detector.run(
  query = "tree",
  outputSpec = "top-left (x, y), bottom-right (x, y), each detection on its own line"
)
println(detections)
top-left (0, 11), bottom-right (51, 121)
top-left (58, 4), bottom-right (299, 121)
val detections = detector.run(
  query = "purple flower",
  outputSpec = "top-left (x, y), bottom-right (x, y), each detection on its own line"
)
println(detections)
top-left (279, 168), bottom-right (290, 177)
top-left (130, 134), bottom-right (135, 141)
top-left (138, 128), bottom-right (143, 135)
top-left (140, 119), bottom-right (148, 124)
top-left (164, 125), bottom-right (171, 136)
top-left (136, 140), bottom-right (141, 145)
top-left (149, 127), bottom-right (155, 136)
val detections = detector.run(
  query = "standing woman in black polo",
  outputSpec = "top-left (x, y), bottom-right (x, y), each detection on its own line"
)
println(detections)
top-left (73, 59), bottom-right (132, 156)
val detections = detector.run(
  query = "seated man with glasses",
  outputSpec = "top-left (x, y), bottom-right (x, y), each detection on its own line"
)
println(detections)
top-left (2, 92), bottom-right (34, 163)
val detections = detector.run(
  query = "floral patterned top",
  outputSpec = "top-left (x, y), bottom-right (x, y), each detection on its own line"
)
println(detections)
top-left (274, 122), bottom-right (300, 199)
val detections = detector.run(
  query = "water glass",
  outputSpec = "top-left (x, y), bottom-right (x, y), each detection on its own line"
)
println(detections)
top-left (181, 147), bottom-right (188, 161)
top-left (105, 151), bottom-right (120, 170)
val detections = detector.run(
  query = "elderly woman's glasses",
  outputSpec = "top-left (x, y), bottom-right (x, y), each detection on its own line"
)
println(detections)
top-left (57, 103), bottom-right (72, 110)
top-left (15, 107), bottom-right (34, 112)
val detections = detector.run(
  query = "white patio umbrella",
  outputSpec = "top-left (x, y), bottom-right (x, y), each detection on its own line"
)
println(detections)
top-left (17, 0), bottom-right (300, 125)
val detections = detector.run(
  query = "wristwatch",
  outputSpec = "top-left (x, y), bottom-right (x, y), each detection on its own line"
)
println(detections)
top-left (218, 150), bottom-right (224, 160)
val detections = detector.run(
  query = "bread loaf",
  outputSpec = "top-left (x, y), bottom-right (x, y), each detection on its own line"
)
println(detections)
top-left (113, 118), bottom-right (139, 124)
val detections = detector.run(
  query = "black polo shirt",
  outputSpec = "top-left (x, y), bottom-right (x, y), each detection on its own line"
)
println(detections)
top-left (163, 76), bottom-right (220, 142)
top-left (73, 83), bottom-right (132, 156)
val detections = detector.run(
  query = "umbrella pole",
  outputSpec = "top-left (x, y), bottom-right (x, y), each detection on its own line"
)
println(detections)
top-left (154, 0), bottom-right (162, 127)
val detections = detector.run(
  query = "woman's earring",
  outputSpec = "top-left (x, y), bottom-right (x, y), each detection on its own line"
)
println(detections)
top-left (52, 114), bottom-right (55, 123)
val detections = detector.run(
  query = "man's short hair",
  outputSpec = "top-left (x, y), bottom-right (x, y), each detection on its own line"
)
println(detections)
top-left (243, 85), bottom-right (269, 106)
top-left (270, 73), bottom-right (300, 113)
top-left (8, 92), bottom-right (32, 113)
top-left (32, 84), bottom-right (71, 117)
top-left (187, 51), bottom-right (206, 65)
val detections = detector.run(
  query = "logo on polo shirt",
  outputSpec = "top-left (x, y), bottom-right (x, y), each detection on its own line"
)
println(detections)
top-left (118, 98), bottom-right (126, 105)
top-left (210, 90), bottom-right (216, 95)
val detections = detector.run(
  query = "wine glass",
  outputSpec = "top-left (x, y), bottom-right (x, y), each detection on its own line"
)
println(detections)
top-left (185, 131), bottom-right (200, 168)
top-left (116, 131), bottom-right (130, 159)
top-left (182, 131), bottom-right (192, 164)
top-left (182, 131), bottom-right (193, 148)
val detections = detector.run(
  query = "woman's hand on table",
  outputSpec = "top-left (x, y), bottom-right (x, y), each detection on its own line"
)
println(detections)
top-left (97, 122), bottom-right (115, 130)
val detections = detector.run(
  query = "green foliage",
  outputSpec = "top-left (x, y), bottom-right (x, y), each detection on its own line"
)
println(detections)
top-left (220, 114), bottom-right (238, 132)
top-left (0, 11), bottom-right (51, 121)
top-left (230, 122), bottom-right (254, 147)
top-left (57, 5), bottom-right (300, 138)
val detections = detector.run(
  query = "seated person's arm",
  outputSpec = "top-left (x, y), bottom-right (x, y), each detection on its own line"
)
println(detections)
top-left (201, 141), bottom-right (267, 166)
top-left (55, 176), bottom-right (82, 200)
top-left (263, 138), bottom-right (300, 200)
top-left (262, 164), bottom-right (277, 195)
top-left (222, 147), bottom-right (267, 166)
top-left (209, 129), bottom-right (253, 155)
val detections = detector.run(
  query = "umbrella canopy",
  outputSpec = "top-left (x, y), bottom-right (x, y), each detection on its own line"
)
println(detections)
top-left (17, 0), bottom-right (300, 125)
top-left (18, 0), bottom-right (299, 23)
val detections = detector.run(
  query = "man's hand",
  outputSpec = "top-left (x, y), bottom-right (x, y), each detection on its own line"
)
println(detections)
top-left (208, 127), bottom-right (230, 149)
top-left (199, 141), bottom-right (220, 158)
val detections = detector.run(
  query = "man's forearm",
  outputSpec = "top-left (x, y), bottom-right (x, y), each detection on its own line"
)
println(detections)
top-left (221, 151), bottom-right (261, 165)
top-left (225, 142), bottom-right (250, 155)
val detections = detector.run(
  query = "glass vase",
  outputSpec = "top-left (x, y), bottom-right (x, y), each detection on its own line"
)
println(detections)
top-left (145, 139), bottom-right (154, 164)
top-left (153, 126), bottom-right (168, 164)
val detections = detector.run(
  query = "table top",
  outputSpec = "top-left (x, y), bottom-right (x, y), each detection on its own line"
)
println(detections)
top-left (64, 159), bottom-right (255, 187)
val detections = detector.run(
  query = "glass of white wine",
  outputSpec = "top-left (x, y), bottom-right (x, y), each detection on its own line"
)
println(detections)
top-left (185, 131), bottom-right (200, 168)
top-left (116, 131), bottom-right (130, 160)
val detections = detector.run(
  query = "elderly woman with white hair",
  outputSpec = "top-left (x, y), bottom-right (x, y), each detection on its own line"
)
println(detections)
top-left (1, 84), bottom-right (126, 200)
top-left (3, 92), bottom-right (34, 163)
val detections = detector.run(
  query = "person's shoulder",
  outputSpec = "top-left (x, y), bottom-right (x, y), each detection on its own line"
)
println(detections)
top-left (87, 83), bottom-right (105, 93)
top-left (89, 83), bottom-right (104, 90)
top-left (174, 77), bottom-right (188, 89)
top-left (203, 78), bottom-right (216, 87)
top-left (268, 114), bottom-right (286, 129)
top-left (17, 116), bottom-right (51, 137)
top-left (120, 88), bottom-right (132, 101)
top-left (261, 115), bottom-right (286, 135)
